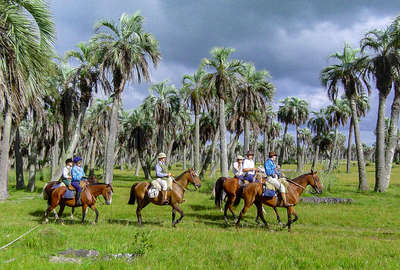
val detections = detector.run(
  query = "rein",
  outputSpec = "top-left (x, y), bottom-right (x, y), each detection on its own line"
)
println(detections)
top-left (285, 177), bottom-right (306, 190)
top-left (173, 179), bottom-right (187, 191)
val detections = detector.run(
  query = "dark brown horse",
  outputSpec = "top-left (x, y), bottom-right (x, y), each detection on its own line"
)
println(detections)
top-left (214, 172), bottom-right (280, 224)
top-left (43, 182), bottom-right (113, 224)
top-left (235, 171), bottom-right (323, 231)
top-left (128, 168), bottom-right (201, 227)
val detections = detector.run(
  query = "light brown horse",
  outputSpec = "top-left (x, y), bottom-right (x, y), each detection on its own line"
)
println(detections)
top-left (128, 168), bottom-right (201, 227)
top-left (43, 182), bottom-right (113, 224)
top-left (235, 171), bottom-right (323, 231)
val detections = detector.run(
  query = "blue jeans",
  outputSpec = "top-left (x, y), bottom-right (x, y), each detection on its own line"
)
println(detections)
top-left (243, 174), bottom-right (256, 183)
top-left (71, 181), bottom-right (81, 192)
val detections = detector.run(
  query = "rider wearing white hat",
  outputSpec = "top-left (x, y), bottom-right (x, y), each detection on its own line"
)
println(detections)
top-left (155, 152), bottom-right (173, 204)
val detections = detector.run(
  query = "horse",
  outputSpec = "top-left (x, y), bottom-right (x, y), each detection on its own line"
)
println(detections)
top-left (214, 172), bottom-right (281, 225)
top-left (235, 171), bottom-right (323, 231)
top-left (128, 168), bottom-right (201, 227)
top-left (43, 182), bottom-right (113, 224)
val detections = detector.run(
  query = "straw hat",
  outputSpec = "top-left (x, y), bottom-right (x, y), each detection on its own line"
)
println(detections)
top-left (157, 152), bottom-right (167, 159)
top-left (236, 155), bottom-right (244, 160)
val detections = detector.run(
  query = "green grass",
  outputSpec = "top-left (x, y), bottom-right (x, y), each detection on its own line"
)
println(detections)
top-left (1, 163), bottom-right (400, 269)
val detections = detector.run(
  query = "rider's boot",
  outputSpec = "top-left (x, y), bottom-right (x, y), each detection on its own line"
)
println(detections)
top-left (281, 192), bottom-right (293, 207)
top-left (161, 190), bottom-right (169, 205)
top-left (75, 191), bottom-right (82, 206)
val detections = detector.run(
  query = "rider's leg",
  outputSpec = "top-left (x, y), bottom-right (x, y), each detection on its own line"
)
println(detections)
top-left (278, 183), bottom-right (293, 207)
top-left (71, 182), bottom-right (82, 206)
top-left (159, 180), bottom-right (169, 204)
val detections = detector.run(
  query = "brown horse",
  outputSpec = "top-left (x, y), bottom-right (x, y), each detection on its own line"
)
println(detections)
top-left (43, 182), bottom-right (113, 224)
top-left (214, 172), bottom-right (281, 225)
top-left (235, 171), bottom-right (323, 231)
top-left (128, 168), bottom-right (201, 227)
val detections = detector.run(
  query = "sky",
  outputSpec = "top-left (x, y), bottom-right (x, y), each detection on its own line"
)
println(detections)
top-left (51, 0), bottom-right (400, 145)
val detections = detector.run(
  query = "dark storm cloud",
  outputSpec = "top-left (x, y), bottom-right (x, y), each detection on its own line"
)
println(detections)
top-left (52, 0), bottom-right (400, 143)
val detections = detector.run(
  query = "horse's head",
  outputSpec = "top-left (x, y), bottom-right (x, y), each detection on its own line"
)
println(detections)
top-left (102, 184), bottom-right (114, 205)
top-left (308, 170), bottom-right (323, 194)
top-left (187, 168), bottom-right (201, 190)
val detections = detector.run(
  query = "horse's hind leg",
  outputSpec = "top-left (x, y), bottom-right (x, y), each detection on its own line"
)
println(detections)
top-left (136, 200), bottom-right (149, 227)
top-left (255, 201), bottom-right (269, 230)
top-left (81, 205), bottom-right (88, 224)
top-left (224, 195), bottom-right (236, 224)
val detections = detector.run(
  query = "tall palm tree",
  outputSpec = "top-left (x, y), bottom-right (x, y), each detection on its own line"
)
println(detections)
top-left (267, 121), bottom-right (282, 153)
top-left (0, 0), bottom-right (55, 200)
top-left (361, 18), bottom-right (400, 192)
top-left (202, 47), bottom-right (244, 177)
top-left (182, 66), bottom-right (208, 173)
top-left (308, 109), bottom-right (330, 171)
top-left (91, 12), bottom-right (161, 184)
top-left (321, 43), bottom-right (370, 191)
top-left (326, 98), bottom-right (350, 172)
top-left (237, 63), bottom-right (274, 152)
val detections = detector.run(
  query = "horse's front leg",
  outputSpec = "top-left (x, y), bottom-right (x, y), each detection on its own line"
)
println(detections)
top-left (255, 201), bottom-right (270, 230)
top-left (70, 207), bottom-right (75, 220)
top-left (81, 205), bottom-right (88, 224)
top-left (285, 206), bottom-right (294, 232)
top-left (57, 203), bottom-right (66, 224)
top-left (171, 208), bottom-right (176, 226)
top-left (224, 195), bottom-right (236, 224)
top-left (90, 205), bottom-right (99, 224)
top-left (171, 203), bottom-right (184, 227)
top-left (273, 207), bottom-right (283, 226)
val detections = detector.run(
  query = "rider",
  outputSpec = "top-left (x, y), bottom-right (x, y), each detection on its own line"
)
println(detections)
top-left (243, 151), bottom-right (258, 183)
top-left (232, 155), bottom-right (245, 185)
top-left (155, 152), bottom-right (173, 205)
top-left (264, 151), bottom-right (293, 207)
top-left (71, 156), bottom-right (87, 206)
top-left (62, 158), bottom-right (73, 186)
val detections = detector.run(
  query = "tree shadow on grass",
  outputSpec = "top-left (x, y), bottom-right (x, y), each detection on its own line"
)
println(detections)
top-left (187, 204), bottom-right (216, 211)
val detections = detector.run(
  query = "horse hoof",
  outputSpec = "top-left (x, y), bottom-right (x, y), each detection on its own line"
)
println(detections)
top-left (91, 221), bottom-right (96, 225)
top-left (42, 219), bottom-right (49, 224)
top-left (70, 215), bottom-right (74, 220)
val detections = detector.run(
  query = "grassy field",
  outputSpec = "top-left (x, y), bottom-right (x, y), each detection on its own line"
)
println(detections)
top-left (0, 162), bottom-right (399, 269)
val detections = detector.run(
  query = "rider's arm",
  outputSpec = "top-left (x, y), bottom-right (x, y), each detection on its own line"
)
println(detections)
top-left (62, 167), bottom-right (70, 179)
top-left (155, 163), bottom-right (168, 178)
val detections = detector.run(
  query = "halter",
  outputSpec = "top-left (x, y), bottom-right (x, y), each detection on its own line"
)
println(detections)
top-left (173, 169), bottom-right (199, 192)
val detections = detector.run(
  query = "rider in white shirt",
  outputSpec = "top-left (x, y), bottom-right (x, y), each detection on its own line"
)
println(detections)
top-left (233, 155), bottom-right (245, 177)
top-left (243, 151), bottom-right (258, 182)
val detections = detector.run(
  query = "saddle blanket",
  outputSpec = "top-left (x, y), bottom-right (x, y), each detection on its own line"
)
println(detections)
top-left (148, 187), bottom-right (159, 199)
top-left (52, 182), bottom-right (74, 199)
top-left (262, 188), bottom-right (276, 197)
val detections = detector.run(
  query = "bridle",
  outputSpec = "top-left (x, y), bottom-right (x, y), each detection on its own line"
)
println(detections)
top-left (310, 173), bottom-right (322, 194)
top-left (173, 169), bottom-right (201, 192)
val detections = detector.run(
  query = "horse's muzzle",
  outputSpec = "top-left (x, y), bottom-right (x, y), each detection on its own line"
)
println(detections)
top-left (106, 200), bottom-right (112, 205)
top-left (195, 184), bottom-right (201, 190)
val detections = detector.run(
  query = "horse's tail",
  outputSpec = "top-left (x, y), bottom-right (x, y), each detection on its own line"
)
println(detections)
top-left (214, 177), bottom-right (226, 208)
top-left (128, 184), bottom-right (137, 205)
top-left (233, 186), bottom-right (243, 207)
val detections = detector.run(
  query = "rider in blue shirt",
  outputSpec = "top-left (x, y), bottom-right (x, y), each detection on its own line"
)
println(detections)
top-left (71, 156), bottom-right (87, 206)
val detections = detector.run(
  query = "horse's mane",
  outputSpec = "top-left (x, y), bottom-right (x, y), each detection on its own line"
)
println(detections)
top-left (291, 172), bottom-right (314, 181)
top-left (88, 183), bottom-right (111, 186)
top-left (175, 169), bottom-right (191, 180)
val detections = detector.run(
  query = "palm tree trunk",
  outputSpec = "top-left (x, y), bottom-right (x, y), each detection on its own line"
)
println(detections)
top-left (346, 118), bottom-right (353, 173)
top-left (183, 145), bottom-right (187, 170)
top-left (380, 83), bottom-right (400, 192)
top-left (350, 98), bottom-right (368, 191)
top-left (15, 127), bottom-right (24, 189)
top-left (296, 125), bottom-right (302, 172)
top-left (194, 111), bottom-right (200, 172)
top-left (209, 127), bottom-right (220, 177)
top-left (166, 138), bottom-right (175, 167)
top-left (374, 93), bottom-right (387, 191)
top-left (301, 143), bottom-right (306, 169)
top-left (263, 127), bottom-right (268, 162)
top-left (244, 119), bottom-right (250, 153)
top-left (104, 95), bottom-right (121, 184)
top-left (278, 123), bottom-right (288, 165)
top-left (26, 143), bottom-right (37, 192)
top-left (0, 107), bottom-right (12, 200)
top-left (89, 138), bottom-right (97, 176)
top-left (311, 143), bottom-right (319, 171)
top-left (219, 98), bottom-right (228, 177)
top-left (328, 126), bottom-right (339, 173)
top-left (135, 155), bottom-right (141, 176)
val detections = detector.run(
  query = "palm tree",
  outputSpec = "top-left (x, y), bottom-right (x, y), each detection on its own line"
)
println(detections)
top-left (277, 97), bottom-right (309, 170)
top-left (321, 43), bottom-right (370, 191)
top-left (361, 18), bottom-right (400, 192)
top-left (0, 0), bottom-right (55, 200)
top-left (308, 109), bottom-right (330, 171)
top-left (202, 47), bottom-right (244, 177)
top-left (345, 93), bottom-right (370, 173)
top-left (91, 12), bottom-right (161, 184)
top-left (326, 98), bottom-right (350, 172)
top-left (267, 121), bottom-right (282, 153)
top-left (237, 63), bottom-right (274, 152)
top-left (182, 66), bottom-right (208, 173)
top-left (298, 128), bottom-right (312, 166)
top-left (143, 80), bottom-right (180, 155)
